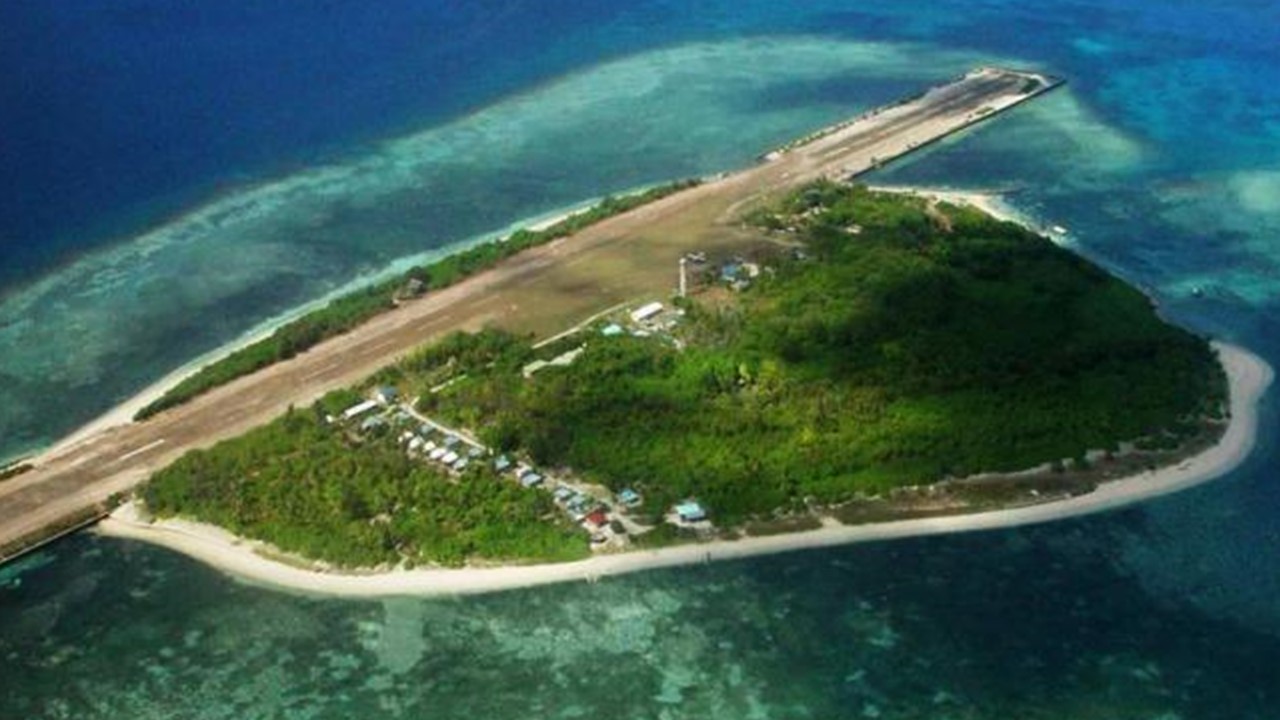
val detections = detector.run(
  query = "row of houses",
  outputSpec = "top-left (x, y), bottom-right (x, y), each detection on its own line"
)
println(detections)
top-left (336, 377), bottom-right (708, 546)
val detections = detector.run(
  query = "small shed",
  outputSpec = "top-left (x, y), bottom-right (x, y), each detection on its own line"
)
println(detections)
top-left (601, 323), bottom-right (625, 337)
top-left (341, 400), bottom-right (380, 421)
top-left (675, 501), bottom-right (707, 523)
top-left (630, 302), bottom-right (664, 323)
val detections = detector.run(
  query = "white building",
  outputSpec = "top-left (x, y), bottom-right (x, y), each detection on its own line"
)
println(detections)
top-left (341, 400), bottom-right (380, 421)
top-left (630, 301), bottom-right (664, 323)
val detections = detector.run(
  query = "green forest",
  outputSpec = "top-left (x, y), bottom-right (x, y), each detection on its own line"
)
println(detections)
top-left (143, 183), bottom-right (1225, 565)
top-left (143, 401), bottom-right (587, 567)
top-left (418, 183), bottom-right (1225, 523)
top-left (135, 180), bottom-right (698, 420)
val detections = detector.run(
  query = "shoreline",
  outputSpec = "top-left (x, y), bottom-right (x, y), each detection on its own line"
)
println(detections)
top-left (20, 199), bottom-right (606, 470)
top-left (97, 341), bottom-right (1272, 598)
top-left (870, 184), bottom-right (1047, 235)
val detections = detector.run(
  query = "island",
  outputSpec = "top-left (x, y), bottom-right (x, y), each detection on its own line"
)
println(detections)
top-left (107, 181), bottom-right (1258, 595)
top-left (2, 68), bottom-right (1271, 597)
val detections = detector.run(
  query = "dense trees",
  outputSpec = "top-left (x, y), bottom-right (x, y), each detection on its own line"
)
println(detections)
top-left (144, 403), bottom-right (586, 567)
top-left (144, 183), bottom-right (1225, 563)
top-left (424, 184), bottom-right (1225, 523)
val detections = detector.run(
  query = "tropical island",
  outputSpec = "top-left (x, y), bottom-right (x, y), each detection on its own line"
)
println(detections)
top-left (129, 182), bottom-right (1231, 578)
top-left (5, 67), bottom-right (1270, 595)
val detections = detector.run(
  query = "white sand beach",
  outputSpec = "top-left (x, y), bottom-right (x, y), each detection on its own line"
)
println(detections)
top-left (97, 341), bottom-right (1272, 598)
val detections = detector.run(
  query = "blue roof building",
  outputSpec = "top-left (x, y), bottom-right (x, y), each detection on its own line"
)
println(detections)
top-left (675, 500), bottom-right (707, 523)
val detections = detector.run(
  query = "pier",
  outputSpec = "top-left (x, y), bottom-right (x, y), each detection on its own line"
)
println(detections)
top-left (0, 66), bottom-right (1062, 566)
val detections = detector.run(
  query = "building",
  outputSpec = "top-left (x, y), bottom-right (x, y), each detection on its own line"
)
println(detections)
top-left (520, 472), bottom-right (544, 488)
top-left (674, 500), bottom-right (707, 523)
top-left (617, 489), bottom-right (641, 507)
top-left (341, 400), bottom-right (380, 421)
top-left (601, 323), bottom-right (625, 337)
top-left (630, 301), bottom-right (664, 323)
top-left (375, 386), bottom-right (399, 405)
top-left (584, 510), bottom-right (609, 529)
top-left (493, 455), bottom-right (513, 473)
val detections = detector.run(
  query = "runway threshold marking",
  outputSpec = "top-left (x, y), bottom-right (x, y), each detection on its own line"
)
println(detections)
top-left (114, 439), bottom-right (166, 464)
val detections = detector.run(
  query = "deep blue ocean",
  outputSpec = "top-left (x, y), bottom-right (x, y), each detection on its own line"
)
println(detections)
top-left (2, 1), bottom-right (1279, 716)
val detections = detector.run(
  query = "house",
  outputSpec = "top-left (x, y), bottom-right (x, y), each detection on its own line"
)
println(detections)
top-left (429, 447), bottom-right (447, 461)
top-left (601, 323), bottom-right (625, 337)
top-left (408, 436), bottom-right (425, 452)
top-left (441, 451), bottom-right (460, 465)
top-left (719, 262), bottom-right (742, 283)
top-left (467, 446), bottom-right (485, 459)
top-left (629, 301), bottom-right (663, 323)
top-left (584, 510), bottom-right (609, 529)
top-left (520, 472), bottom-right (544, 488)
top-left (341, 400), bottom-right (380, 421)
top-left (553, 485), bottom-right (575, 502)
top-left (493, 455), bottom-right (513, 473)
top-left (359, 416), bottom-right (387, 434)
top-left (375, 386), bottom-right (399, 405)
top-left (453, 457), bottom-right (470, 472)
top-left (674, 500), bottom-right (707, 523)
top-left (617, 489), bottom-right (641, 507)
top-left (442, 435), bottom-right (461, 448)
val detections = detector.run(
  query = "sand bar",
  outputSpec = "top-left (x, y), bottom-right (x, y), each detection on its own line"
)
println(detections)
top-left (97, 342), bottom-right (1271, 598)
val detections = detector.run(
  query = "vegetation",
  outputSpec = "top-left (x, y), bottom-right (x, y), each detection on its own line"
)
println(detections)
top-left (0, 462), bottom-right (34, 483)
top-left (420, 183), bottom-right (1224, 524)
top-left (144, 399), bottom-right (587, 567)
top-left (134, 180), bottom-right (699, 420)
top-left (142, 183), bottom-right (1225, 565)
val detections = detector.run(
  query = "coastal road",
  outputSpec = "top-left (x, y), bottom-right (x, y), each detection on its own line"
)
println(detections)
top-left (0, 67), bottom-right (1058, 561)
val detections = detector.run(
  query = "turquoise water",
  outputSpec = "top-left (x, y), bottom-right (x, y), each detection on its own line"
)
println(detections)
top-left (3, 1), bottom-right (1280, 716)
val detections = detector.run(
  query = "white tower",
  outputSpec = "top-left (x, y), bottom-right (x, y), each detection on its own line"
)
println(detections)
top-left (678, 257), bottom-right (688, 298)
